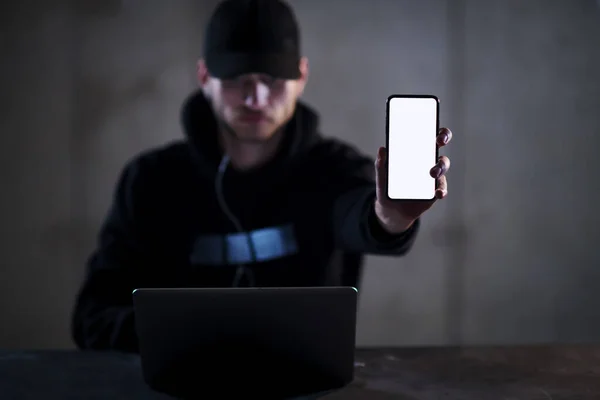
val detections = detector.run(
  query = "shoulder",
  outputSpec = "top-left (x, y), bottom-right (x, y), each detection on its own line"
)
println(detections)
top-left (126, 140), bottom-right (190, 169)
top-left (307, 136), bottom-right (374, 173)
top-left (122, 140), bottom-right (191, 176)
top-left (307, 137), bottom-right (374, 164)
top-left (295, 136), bottom-right (375, 184)
top-left (116, 140), bottom-right (192, 193)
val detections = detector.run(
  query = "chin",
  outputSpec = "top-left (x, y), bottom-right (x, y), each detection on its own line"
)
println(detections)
top-left (233, 125), bottom-right (277, 142)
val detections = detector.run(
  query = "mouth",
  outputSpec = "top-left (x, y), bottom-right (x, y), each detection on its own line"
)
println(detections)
top-left (238, 113), bottom-right (268, 123)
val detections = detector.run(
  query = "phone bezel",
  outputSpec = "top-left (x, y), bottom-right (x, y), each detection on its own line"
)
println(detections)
top-left (385, 94), bottom-right (440, 202)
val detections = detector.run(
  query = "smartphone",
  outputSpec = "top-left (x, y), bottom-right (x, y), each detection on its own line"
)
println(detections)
top-left (385, 94), bottom-right (439, 201)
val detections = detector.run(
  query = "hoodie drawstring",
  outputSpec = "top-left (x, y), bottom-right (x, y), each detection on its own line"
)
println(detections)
top-left (215, 155), bottom-right (257, 287)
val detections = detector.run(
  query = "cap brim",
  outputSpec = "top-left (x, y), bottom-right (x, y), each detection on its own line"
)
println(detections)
top-left (206, 52), bottom-right (301, 80)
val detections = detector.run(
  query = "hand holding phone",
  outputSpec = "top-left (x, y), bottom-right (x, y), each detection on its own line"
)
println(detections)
top-left (373, 94), bottom-right (452, 234)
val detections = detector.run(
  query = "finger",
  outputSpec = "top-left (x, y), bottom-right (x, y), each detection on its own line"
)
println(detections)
top-left (430, 156), bottom-right (451, 178)
top-left (437, 127), bottom-right (453, 147)
top-left (435, 175), bottom-right (448, 199)
top-left (375, 147), bottom-right (388, 202)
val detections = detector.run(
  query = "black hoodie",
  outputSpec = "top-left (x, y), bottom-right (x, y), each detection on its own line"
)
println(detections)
top-left (71, 90), bottom-right (420, 353)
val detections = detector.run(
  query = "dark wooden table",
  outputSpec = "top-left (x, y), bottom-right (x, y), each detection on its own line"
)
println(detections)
top-left (1, 345), bottom-right (600, 399)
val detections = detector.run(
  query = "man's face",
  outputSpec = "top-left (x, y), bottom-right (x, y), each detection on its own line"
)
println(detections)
top-left (198, 58), bottom-right (308, 143)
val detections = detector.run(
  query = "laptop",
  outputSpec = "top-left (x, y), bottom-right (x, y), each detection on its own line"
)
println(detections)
top-left (132, 286), bottom-right (358, 399)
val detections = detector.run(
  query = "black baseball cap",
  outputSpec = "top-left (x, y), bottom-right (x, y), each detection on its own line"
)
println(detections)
top-left (203, 0), bottom-right (302, 80)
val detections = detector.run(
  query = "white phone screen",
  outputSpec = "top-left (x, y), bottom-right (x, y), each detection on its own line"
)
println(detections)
top-left (386, 95), bottom-right (438, 200)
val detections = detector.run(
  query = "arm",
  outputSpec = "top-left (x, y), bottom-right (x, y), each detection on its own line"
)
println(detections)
top-left (328, 125), bottom-right (453, 254)
top-left (321, 141), bottom-right (420, 255)
top-left (333, 184), bottom-right (420, 255)
top-left (71, 158), bottom-right (153, 353)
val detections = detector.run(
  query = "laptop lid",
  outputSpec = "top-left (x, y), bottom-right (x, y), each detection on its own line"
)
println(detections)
top-left (132, 286), bottom-right (358, 398)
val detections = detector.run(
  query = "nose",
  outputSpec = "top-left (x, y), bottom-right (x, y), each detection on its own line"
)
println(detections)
top-left (244, 81), bottom-right (270, 109)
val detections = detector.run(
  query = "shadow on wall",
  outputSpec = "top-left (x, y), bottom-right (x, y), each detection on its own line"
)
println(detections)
top-left (74, 76), bottom-right (161, 140)
top-left (72, 1), bottom-right (123, 18)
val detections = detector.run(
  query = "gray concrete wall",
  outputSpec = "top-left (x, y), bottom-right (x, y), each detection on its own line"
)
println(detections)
top-left (0, 0), bottom-right (599, 350)
top-left (460, 0), bottom-right (600, 344)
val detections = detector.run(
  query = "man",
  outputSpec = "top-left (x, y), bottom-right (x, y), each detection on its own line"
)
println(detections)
top-left (71, 0), bottom-right (452, 353)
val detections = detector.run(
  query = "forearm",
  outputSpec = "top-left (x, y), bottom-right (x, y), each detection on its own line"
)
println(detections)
top-left (71, 156), bottom-right (151, 353)
top-left (332, 186), bottom-right (420, 254)
top-left (72, 298), bottom-right (138, 353)
top-left (71, 259), bottom-right (140, 353)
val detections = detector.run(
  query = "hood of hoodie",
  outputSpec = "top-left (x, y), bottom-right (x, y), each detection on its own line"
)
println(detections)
top-left (180, 89), bottom-right (322, 180)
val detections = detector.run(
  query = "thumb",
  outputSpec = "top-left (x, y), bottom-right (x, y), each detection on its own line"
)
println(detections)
top-left (375, 146), bottom-right (388, 204)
